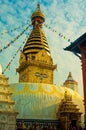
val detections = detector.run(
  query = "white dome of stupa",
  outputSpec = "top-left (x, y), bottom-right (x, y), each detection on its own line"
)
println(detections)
top-left (10, 83), bottom-right (84, 119)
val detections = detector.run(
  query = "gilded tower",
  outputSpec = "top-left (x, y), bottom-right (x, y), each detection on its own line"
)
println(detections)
top-left (16, 4), bottom-right (57, 84)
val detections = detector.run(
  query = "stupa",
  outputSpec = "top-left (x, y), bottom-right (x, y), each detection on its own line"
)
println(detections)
top-left (63, 72), bottom-right (78, 92)
top-left (10, 3), bottom-right (84, 129)
top-left (0, 65), bottom-right (18, 130)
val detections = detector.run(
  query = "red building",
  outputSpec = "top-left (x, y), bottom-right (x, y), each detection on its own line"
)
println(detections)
top-left (64, 33), bottom-right (86, 128)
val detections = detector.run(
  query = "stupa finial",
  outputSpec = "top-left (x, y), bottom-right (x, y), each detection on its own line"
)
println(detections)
top-left (37, 1), bottom-right (40, 11)
top-left (31, 2), bottom-right (45, 26)
top-left (68, 72), bottom-right (72, 78)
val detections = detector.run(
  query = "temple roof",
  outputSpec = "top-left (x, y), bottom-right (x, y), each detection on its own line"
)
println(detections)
top-left (64, 33), bottom-right (86, 54)
top-left (58, 91), bottom-right (82, 114)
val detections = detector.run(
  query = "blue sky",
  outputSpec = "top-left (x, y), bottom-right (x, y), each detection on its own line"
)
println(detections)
top-left (0, 0), bottom-right (86, 96)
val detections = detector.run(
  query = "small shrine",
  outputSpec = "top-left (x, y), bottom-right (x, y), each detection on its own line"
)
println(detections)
top-left (0, 65), bottom-right (18, 130)
top-left (63, 72), bottom-right (78, 92)
top-left (57, 91), bottom-right (82, 130)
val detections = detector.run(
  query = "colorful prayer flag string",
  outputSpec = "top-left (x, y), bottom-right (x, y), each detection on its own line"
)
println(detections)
top-left (2, 31), bottom-right (30, 74)
top-left (44, 24), bottom-right (72, 44)
top-left (1, 21), bottom-right (31, 35)
top-left (0, 25), bottom-right (31, 53)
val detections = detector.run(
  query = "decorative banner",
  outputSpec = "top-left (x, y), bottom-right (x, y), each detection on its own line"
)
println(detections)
top-left (1, 21), bottom-right (31, 35)
top-left (44, 24), bottom-right (72, 44)
top-left (2, 32), bottom-right (30, 74)
top-left (0, 24), bottom-right (31, 53)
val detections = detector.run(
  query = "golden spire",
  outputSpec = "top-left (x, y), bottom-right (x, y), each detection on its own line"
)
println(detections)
top-left (31, 3), bottom-right (45, 26)
top-left (17, 4), bottom-right (57, 83)
top-left (37, 2), bottom-right (41, 12)
top-left (64, 90), bottom-right (72, 101)
top-left (67, 72), bottom-right (73, 79)
top-left (23, 4), bottom-right (50, 56)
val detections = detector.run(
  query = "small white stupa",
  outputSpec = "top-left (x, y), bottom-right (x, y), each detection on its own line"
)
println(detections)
top-left (0, 64), bottom-right (2, 75)
top-left (0, 64), bottom-right (18, 130)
